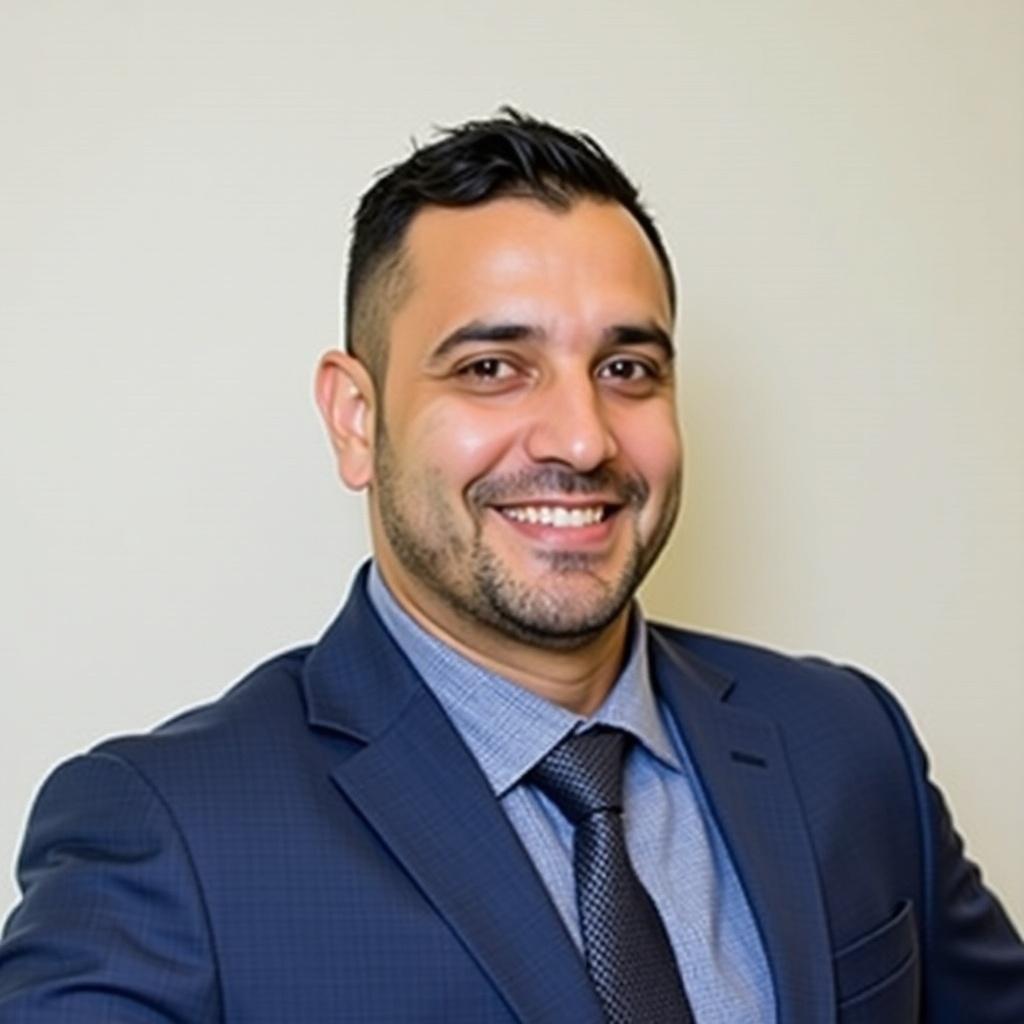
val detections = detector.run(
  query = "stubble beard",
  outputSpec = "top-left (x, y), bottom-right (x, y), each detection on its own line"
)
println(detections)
top-left (373, 425), bottom-right (682, 651)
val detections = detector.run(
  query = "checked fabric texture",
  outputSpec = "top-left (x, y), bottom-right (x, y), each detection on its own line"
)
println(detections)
top-left (530, 728), bottom-right (696, 1024)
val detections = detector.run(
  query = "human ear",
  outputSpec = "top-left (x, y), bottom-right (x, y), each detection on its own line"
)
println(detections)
top-left (314, 349), bottom-right (376, 490)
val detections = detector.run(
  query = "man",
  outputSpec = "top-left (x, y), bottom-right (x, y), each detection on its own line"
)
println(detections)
top-left (1, 110), bottom-right (1021, 1022)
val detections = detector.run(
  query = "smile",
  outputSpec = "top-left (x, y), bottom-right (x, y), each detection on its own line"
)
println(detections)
top-left (499, 505), bottom-right (607, 528)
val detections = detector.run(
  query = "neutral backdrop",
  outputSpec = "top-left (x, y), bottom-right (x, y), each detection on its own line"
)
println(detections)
top-left (2, 1), bottom-right (1021, 926)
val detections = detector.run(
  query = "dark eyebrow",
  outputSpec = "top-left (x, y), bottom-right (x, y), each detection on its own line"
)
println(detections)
top-left (603, 322), bottom-right (675, 360)
top-left (429, 321), bottom-right (541, 363)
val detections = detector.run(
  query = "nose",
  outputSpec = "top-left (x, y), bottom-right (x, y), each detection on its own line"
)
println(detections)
top-left (523, 374), bottom-right (619, 471)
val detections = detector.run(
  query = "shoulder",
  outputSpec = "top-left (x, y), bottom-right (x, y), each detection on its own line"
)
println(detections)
top-left (84, 645), bottom-right (325, 809)
top-left (650, 622), bottom-right (932, 918)
top-left (650, 620), bottom-right (915, 742)
top-left (648, 621), bottom-right (928, 831)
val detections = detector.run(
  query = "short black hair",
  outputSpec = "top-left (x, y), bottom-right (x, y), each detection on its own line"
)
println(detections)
top-left (345, 107), bottom-right (675, 385)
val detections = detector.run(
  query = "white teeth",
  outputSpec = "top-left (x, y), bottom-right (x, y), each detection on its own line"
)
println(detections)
top-left (502, 505), bottom-right (605, 527)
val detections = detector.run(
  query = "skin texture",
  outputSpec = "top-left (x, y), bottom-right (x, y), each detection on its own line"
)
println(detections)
top-left (317, 197), bottom-right (682, 714)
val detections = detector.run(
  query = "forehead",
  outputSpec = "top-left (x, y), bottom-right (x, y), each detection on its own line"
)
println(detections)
top-left (397, 197), bottom-right (672, 325)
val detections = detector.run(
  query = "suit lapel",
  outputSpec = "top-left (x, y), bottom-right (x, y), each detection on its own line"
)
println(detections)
top-left (305, 570), bottom-right (838, 1022)
top-left (303, 570), bottom-right (603, 1024)
top-left (650, 630), bottom-right (836, 1024)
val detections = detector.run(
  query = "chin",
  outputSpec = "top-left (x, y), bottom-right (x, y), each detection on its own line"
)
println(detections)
top-left (474, 561), bottom-right (638, 647)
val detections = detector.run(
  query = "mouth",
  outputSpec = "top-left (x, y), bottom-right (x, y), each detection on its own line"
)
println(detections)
top-left (489, 501), bottom-right (626, 554)
top-left (497, 503), bottom-right (614, 528)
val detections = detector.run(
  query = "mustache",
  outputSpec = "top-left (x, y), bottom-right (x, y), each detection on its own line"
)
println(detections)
top-left (469, 466), bottom-right (648, 507)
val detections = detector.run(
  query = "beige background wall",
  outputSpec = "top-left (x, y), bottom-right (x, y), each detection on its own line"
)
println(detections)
top-left (2, 1), bottom-right (1021, 925)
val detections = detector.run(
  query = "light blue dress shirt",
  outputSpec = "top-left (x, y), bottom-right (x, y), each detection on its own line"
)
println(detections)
top-left (368, 564), bottom-right (775, 1023)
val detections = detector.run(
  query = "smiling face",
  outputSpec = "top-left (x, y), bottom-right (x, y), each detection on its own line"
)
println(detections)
top-left (332, 196), bottom-right (682, 662)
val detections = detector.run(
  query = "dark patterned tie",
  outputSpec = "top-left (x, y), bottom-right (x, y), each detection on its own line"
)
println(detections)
top-left (530, 728), bottom-right (695, 1024)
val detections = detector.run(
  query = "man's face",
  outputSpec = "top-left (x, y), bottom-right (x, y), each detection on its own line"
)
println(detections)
top-left (369, 196), bottom-right (682, 653)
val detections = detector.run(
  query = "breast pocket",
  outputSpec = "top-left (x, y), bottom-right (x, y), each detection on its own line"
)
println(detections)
top-left (834, 900), bottom-right (920, 1023)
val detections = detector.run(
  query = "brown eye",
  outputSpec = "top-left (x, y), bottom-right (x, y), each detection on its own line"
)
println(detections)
top-left (598, 358), bottom-right (654, 381)
top-left (460, 358), bottom-right (511, 379)
top-left (453, 356), bottom-right (523, 388)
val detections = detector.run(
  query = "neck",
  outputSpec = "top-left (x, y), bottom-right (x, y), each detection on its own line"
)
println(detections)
top-left (376, 564), bottom-right (632, 717)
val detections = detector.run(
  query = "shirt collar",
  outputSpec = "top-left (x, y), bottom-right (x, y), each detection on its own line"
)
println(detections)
top-left (366, 561), bottom-right (681, 797)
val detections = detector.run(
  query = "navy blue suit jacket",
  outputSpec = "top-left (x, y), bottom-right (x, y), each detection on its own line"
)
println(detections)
top-left (2, 566), bottom-right (1022, 1021)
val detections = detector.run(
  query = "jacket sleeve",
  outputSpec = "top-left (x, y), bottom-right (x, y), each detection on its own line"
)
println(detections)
top-left (865, 678), bottom-right (1024, 1023)
top-left (921, 779), bottom-right (1024, 1021)
top-left (0, 751), bottom-right (222, 1022)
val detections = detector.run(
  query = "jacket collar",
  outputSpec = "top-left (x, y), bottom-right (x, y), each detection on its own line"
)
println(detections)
top-left (302, 564), bottom-right (604, 1023)
top-left (650, 631), bottom-right (835, 1023)
top-left (303, 566), bottom-right (835, 1024)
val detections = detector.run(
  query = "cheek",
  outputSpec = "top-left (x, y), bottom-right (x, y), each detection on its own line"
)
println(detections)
top-left (412, 401), bottom-right (520, 476)
top-left (619, 406), bottom-right (682, 489)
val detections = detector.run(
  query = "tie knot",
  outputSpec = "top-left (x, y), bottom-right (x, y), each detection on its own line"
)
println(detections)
top-left (529, 728), bottom-right (629, 825)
